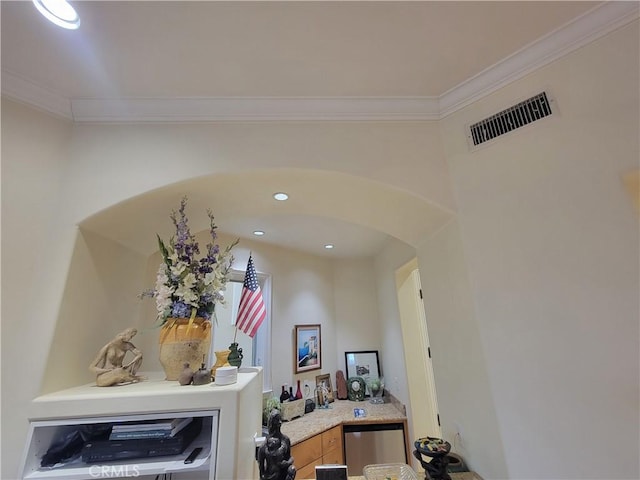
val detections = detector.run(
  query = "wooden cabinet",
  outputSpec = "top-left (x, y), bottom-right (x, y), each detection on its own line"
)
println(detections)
top-left (291, 425), bottom-right (344, 479)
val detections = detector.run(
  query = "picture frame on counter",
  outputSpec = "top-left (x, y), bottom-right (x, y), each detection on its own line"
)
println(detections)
top-left (315, 373), bottom-right (334, 404)
top-left (315, 464), bottom-right (348, 480)
top-left (294, 324), bottom-right (321, 373)
top-left (344, 350), bottom-right (380, 396)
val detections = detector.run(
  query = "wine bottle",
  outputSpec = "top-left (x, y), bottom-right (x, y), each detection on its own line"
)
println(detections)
top-left (280, 384), bottom-right (290, 403)
top-left (295, 380), bottom-right (303, 400)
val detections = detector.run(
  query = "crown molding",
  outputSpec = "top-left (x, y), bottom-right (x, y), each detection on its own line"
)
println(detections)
top-left (438, 1), bottom-right (639, 117)
top-left (70, 96), bottom-right (441, 123)
top-left (2, 1), bottom-right (637, 123)
top-left (2, 70), bottom-right (72, 119)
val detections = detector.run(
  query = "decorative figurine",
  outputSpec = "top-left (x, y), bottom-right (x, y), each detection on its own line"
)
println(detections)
top-left (347, 377), bottom-right (366, 401)
top-left (178, 362), bottom-right (194, 385)
top-left (257, 410), bottom-right (296, 480)
top-left (335, 370), bottom-right (348, 400)
top-left (89, 327), bottom-right (144, 387)
top-left (228, 342), bottom-right (243, 367)
top-left (413, 436), bottom-right (452, 480)
top-left (192, 360), bottom-right (212, 385)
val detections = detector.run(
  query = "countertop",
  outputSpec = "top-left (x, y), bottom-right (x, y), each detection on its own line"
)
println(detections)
top-left (346, 474), bottom-right (481, 480)
top-left (280, 399), bottom-right (407, 445)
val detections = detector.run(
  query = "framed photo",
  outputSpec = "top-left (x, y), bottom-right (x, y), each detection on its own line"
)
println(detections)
top-left (315, 373), bottom-right (334, 404)
top-left (353, 408), bottom-right (367, 418)
top-left (294, 324), bottom-right (321, 373)
top-left (316, 465), bottom-right (348, 480)
top-left (344, 350), bottom-right (380, 396)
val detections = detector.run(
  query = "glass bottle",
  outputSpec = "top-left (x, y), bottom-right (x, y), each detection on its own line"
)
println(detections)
top-left (295, 380), bottom-right (303, 400)
top-left (280, 384), bottom-right (290, 403)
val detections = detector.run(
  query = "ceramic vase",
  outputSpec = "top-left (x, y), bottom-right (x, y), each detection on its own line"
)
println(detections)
top-left (210, 349), bottom-right (231, 378)
top-left (158, 317), bottom-right (212, 381)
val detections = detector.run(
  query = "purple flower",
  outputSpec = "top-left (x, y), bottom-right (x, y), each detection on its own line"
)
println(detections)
top-left (171, 301), bottom-right (191, 318)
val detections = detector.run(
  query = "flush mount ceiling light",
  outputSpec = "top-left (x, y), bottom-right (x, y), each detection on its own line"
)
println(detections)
top-left (273, 192), bottom-right (289, 201)
top-left (253, 230), bottom-right (265, 236)
top-left (33, 0), bottom-right (80, 30)
top-left (324, 244), bottom-right (335, 250)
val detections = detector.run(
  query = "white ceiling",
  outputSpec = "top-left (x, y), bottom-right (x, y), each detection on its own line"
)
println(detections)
top-left (2, 1), bottom-right (636, 258)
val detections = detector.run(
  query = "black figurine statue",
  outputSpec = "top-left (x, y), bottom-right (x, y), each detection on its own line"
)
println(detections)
top-left (413, 437), bottom-right (451, 480)
top-left (257, 409), bottom-right (296, 480)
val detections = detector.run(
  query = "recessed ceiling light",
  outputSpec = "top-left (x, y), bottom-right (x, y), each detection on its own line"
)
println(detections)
top-left (33, 0), bottom-right (81, 30)
top-left (324, 244), bottom-right (334, 249)
top-left (253, 230), bottom-right (265, 236)
top-left (273, 192), bottom-right (289, 201)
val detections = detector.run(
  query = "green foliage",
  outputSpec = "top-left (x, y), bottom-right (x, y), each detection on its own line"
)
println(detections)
top-left (262, 396), bottom-right (281, 426)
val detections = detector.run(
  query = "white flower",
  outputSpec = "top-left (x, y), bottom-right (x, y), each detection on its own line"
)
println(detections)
top-left (155, 284), bottom-right (174, 313)
top-left (170, 261), bottom-right (187, 277)
top-left (181, 272), bottom-right (196, 289)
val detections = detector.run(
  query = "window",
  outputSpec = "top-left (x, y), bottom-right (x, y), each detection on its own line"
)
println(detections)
top-left (211, 269), bottom-right (271, 392)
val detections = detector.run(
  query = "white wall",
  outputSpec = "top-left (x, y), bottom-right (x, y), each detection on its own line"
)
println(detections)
top-left (65, 120), bottom-right (454, 228)
top-left (1, 100), bottom-right (74, 477)
top-left (333, 258), bottom-right (383, 365)
top-left (417, 220), bottom-right (508, 478)
top-left (41, 229), bottom-right (148, 393)
top-left (438, 22), bottom-right (639, 479)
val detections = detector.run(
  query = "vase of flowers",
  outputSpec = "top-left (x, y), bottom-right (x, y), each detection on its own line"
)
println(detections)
top-left (141, 196), bottom-right (237, 380)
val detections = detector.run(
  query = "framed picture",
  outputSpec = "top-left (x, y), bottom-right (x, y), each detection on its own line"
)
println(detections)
top-left (294, 324), bottom-right (321, 374)
top-left (315, 373), bottom-right (334, 404)
top-left (344, 350), bottom-right (380, 396)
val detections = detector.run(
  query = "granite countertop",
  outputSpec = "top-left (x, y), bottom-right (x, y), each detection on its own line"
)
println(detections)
top-left (280, 399), bottom-right (407, 445)
top-left (347, 475), bottom-right (480, 480)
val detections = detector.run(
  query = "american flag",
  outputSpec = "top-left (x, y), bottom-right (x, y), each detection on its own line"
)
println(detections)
top-left (235, 255), bottom-right (267, 338)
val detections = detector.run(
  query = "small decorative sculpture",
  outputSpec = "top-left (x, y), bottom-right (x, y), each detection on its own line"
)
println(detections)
top-left (228, 342), bottom-right (243, 367)
top-left (257, 410), bottom-right (296, 480)
top-left (192, 361), bottom-right (212, 385)
top-left (335, 370), bottom-right (348, 400)
top-left (413, 437), bottom-right (452, 480)
top-left (347, 377), bottom-right (366, 401)
top-left (89, 327), bottom-right (144, 387)
top-left (178, 362), bottom-right (194, 385)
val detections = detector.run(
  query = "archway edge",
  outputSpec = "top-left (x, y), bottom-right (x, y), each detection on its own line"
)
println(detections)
top-left (79, 168), bottom-right (455, 255)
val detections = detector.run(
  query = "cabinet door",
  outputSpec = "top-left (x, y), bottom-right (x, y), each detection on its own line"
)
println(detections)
top-left (321, 425), bottom-right (343, 455)
top-left (322, 448), bottom-right (344, 465)
top-left (291, 434), bottom-right (322, 469)
top-left (296, 457), bottom-right (323, 480)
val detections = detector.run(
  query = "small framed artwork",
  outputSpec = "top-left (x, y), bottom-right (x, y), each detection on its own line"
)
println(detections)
top-left (294, 324), bottom-right (321, 374)
top-left (315, 373), bottom-right (334, 403)
top-left (316, 464), bottom-right (348, 480)
top-left (353, 408), bottom-right (367, 418)
top-left (345, 350), bottom-right (380, 396)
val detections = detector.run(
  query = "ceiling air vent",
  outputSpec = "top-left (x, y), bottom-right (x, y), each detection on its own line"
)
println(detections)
top-left (468, 91), bottom-right (554, 147)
